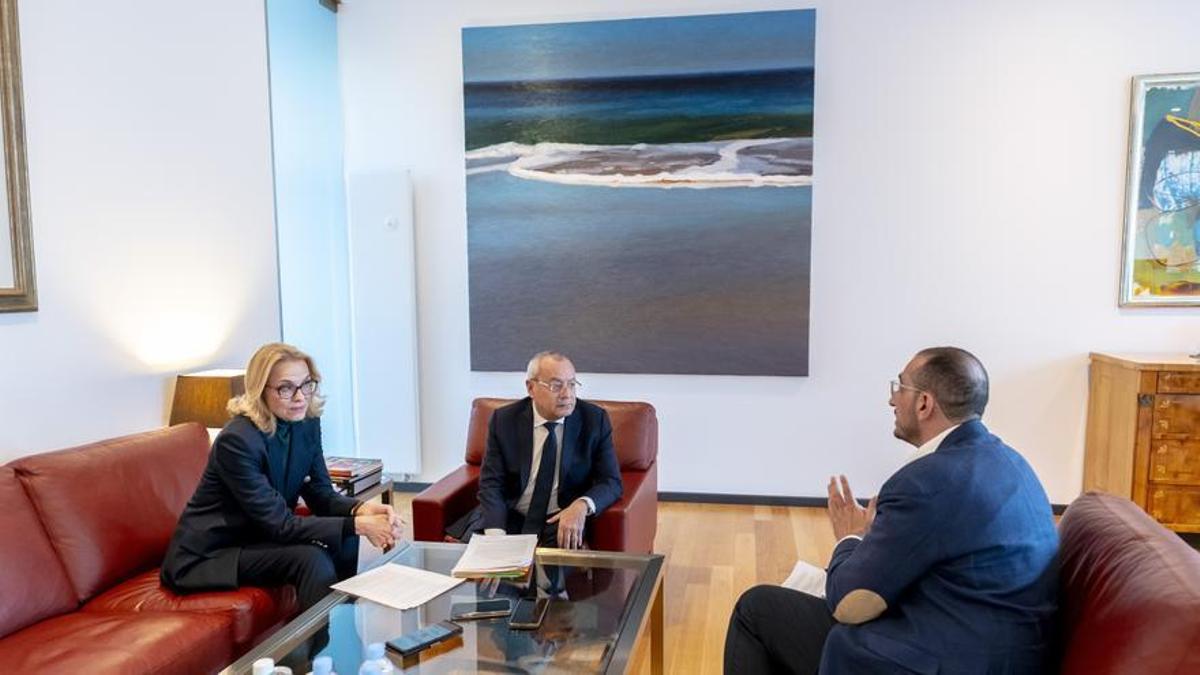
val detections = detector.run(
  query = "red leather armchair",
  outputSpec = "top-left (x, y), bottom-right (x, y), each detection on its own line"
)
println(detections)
top-left (413, 398), bottom-right (658, 553)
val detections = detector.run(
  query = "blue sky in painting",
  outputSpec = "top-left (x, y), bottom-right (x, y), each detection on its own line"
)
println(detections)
top-left (462, 10), bottom-right (815, 83)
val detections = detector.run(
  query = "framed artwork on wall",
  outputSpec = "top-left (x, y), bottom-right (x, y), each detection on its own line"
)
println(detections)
top-left (1119, 72), bottom-right (1200, 306)
top-left (462, 10), bottom-right (815, 375)
top-left (0, 0), bottom-right (35, 313)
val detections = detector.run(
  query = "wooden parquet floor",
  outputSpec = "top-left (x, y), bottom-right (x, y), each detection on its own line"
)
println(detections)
top-left (628, 502), bottom-right (836, 674)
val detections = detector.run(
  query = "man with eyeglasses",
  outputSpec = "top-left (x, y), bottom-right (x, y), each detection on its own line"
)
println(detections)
top-left (725, 347), bottom-right (1058, 674)
top-left (451, 351), bottom-right (622, 549)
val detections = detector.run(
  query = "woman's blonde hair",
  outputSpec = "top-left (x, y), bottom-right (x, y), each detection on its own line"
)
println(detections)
top-left (227, 342), bottom-right (324, 435)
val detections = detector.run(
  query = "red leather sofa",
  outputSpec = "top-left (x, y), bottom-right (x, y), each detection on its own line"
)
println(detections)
top-left (1058, 491), bottom-right (1200, 673)
top-left (412, 398), bottom-right (659, 553)
top-left (0, 423), bottom-right (297, 673)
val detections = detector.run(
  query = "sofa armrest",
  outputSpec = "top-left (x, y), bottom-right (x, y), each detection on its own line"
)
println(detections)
top-left (1058, 491), bottom-right (1200, 674)
top-left (412, 465), bottom-right (481, 542)
top-left (591, 462), bottom-right (657, 553)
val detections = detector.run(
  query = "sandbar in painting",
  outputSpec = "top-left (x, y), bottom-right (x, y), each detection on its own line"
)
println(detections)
top-left (464, 10), bottom-right (815, 375)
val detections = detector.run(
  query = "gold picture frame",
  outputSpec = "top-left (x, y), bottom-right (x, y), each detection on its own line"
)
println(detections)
top-left (0, 0), bottom-right (35, 312)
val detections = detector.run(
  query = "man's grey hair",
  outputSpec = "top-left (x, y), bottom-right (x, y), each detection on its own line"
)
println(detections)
top-left (525, 351), bottom-right (570, 381)
top-left (911, 347), bottom-right (989, 422)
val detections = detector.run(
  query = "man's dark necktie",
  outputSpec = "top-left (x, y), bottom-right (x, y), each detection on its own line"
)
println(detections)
top-left (522, 421), bottom-right (559, 534)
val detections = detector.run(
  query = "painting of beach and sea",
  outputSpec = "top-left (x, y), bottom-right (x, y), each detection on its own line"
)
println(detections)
top-left (464, 10), bottom-right (815, 374)
top-left (1120, 73), bottom-right (1200, 306)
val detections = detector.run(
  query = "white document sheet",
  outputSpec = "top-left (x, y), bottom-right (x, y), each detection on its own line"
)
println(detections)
top-left (782, 559), bottom-right (827, 598)
top-left (331, 562), bottom-right (464, 610)
top-left (451, 534), bottom-right (538, 576)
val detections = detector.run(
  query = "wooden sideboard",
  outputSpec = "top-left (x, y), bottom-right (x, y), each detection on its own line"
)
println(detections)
top-left (1084, 353), bottom-right (1200, 533)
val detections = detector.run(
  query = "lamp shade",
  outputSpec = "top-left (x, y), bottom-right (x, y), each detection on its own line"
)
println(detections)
top-left (169, 369), bottom-right (246, 428)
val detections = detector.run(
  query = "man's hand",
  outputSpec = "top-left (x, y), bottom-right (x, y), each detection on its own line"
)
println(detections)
top-left (547, 499), bottom-right (589, 550)
top-left (827, 475), bottom-right (877, 540)
top-left (357, 501), bottom-right (405, 538)
top-left (354, 513), bottom-right (396, 550)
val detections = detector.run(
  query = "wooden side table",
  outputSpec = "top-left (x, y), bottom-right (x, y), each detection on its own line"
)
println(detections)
top-left (1084, 353), bottom-right (1200, 532)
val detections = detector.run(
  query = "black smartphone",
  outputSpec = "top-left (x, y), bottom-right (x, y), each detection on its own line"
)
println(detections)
top-left (450, 598), bottom-right (512, 621)
top-left (385, 620), bottom-right (463, 657)
top-left (508, 597), bottom-right (550, 630)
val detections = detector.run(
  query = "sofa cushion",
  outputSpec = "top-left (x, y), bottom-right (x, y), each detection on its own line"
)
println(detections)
top-left (11, 423), bottom-right (210, 603)
top-left (0, 610), bottom-right (233, 674)
top-left (0, 466), bottom-right (78, 638)
top-left (1058, 491), bottom-right (1200, 674)
top-left (83, 568), bottom-right (298, 647)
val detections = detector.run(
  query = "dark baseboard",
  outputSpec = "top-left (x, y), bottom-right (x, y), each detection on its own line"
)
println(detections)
top-left (394, 484), bottom-right (1069, 515)
top-left (661, 491), bottom-right (1070, 515)
top-left (659, 491), bottom-right (829, 507)
top-left (1179, 532), bottom-right (1200, 551)
top-left (393, 481), bottom-right (432, 493)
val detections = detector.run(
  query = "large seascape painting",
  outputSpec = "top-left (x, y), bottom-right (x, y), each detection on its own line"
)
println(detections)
top-left (464, 10), bottom-right (815, 374)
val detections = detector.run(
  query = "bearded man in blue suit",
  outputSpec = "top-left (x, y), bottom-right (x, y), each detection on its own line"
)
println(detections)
top-left (725, 347), bottom-right (1059, 674)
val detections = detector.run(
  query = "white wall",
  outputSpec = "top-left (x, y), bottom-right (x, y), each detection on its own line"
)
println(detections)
top-left (0, 2), bottom-right (279, 459)
top-left (342, 0), bottom-right (1200, 503)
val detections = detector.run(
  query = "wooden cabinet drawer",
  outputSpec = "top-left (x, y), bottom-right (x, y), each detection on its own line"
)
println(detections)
top-left (1152, 395), bottom-right (1200, 437)
top-left (1146, 486), bottom-right (1200, 529)
top-left (1159, 371), bottom-right (1200, 394)
top-left (1149, 439), bottom-right (1200, 483)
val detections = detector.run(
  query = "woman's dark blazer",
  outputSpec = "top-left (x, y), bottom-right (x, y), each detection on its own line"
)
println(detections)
top-left (160, 415), bottom-right (358, 592)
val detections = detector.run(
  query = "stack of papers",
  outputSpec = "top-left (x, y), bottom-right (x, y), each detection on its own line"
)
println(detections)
top-left (331, 563), bottom-right (463, 610)
top-left (451, 534), bottom-right (538, 578)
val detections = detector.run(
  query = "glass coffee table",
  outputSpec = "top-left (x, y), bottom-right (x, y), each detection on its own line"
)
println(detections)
top-left (221, 542), bottom-right (665, 674)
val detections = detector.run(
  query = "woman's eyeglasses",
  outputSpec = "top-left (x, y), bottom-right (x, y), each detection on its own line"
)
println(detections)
top-left (270, 379), bottom-right (318, 400)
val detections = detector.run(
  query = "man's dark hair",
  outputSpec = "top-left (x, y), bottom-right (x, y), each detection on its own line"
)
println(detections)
top-left (911, 347), bottom-right (989, 422)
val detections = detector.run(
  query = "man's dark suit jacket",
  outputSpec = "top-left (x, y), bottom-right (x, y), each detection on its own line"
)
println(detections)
top-left (160, 415), bottom-right (358, 592)
top-left (821, 420), bottom-right (1059, 673)
top-left (477, 397), bottom-right (623, 532)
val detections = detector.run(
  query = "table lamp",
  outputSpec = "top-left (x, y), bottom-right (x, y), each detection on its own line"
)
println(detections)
top-left (170, 369), bottom-right (246, 439)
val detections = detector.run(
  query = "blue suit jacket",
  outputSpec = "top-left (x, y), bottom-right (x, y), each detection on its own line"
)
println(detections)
top-left (821, 420), bottom-right (1059, 674)
top-left (477, 398), bottom-right (623, 531)
top-left (160, 415), bottom-right (358, 592)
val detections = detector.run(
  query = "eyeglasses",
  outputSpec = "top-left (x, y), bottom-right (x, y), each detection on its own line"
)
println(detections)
top-left (533, 379), bottom-right (582, 394)
top-left (270, 379), bottom-right (318, 400)
top-left (889, 380), bottom-right (924, 396)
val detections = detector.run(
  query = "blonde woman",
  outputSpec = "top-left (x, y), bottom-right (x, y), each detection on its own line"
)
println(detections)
top-left (161, 343), bottom-right (399, 610)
